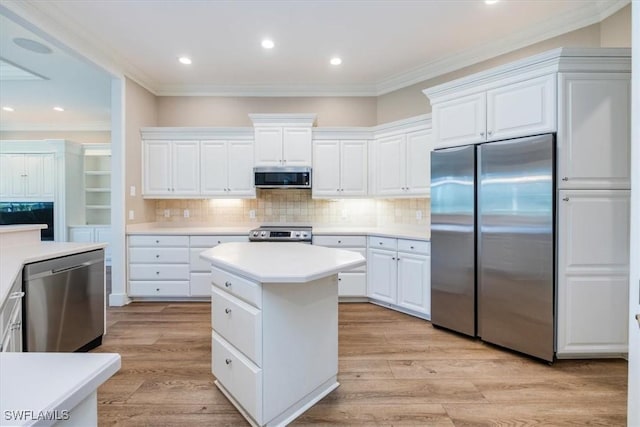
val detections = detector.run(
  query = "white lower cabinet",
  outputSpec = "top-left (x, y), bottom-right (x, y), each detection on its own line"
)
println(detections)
top-left (210, 265), bottom-right (338, 426)
top-left (556, 190), bottom-right (630, 356)
top-left (1, 272), bottom-right (23, 353)
top-left (313, 235), bottom-right (367, 298)
top-left (128, 235), bottom-right (190, 297)
top-left (367, 236), bottom-right (430, 319)
top-left (69, 226), bottom-right (112, 265)
top-left (190, 235), bottom-right (248, 297)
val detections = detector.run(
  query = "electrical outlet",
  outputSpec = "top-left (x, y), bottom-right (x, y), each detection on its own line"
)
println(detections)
top-left (184, 209), bottom-right (190, 218)
top-left (249, 210), bottom-right (256, 219)
top-left (130, 185), bottom-right (136, 197)
top-left (128, 210), bottom-right (134, 220)
top-left (164, 209), bottom-right (170, 218)
top-left (416, 210), bottom-right (423, 220)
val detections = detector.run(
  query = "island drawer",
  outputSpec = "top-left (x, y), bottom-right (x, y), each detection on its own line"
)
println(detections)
top-left (211, 267), bottom-right (262, 309)
top-left (129, 264), bottom-right (190, 280)
top-left (212, 331), bottom-right (263, 424)
top-left (368, 236), bottom-right (397, 251)
top-left (129, 235), bottom-right (189, 247)
top-left (190, 235), bottom-right (248, 247)
top-left (129, 247), bottom-right (189, 264)
top-left (212, 286), bottom-right (262, 365)
top-left (313, 235), bottom-right (366, 247)
top-left (129, 281), bottom-right (190, 297)
top-left (397, 239), bottom-right (430, 255)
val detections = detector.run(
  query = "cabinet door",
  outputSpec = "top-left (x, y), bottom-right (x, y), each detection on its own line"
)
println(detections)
top-left (312, 140), bottom-right (341, 197)
top-left (432, 93), bottom-right (486, 148)
top-left (254, 127), bottom-right (283, 166)
top-left (486, 74), bottom-right (556, 141)
top-left (200, 140), bottom-right (228, 196)
top-left (338, 272), bottom-right (367, 297)
top-left (375, 135), bottom-right (405, 196)
top-left (367, 248), bottom-right (397, 304)
top-left (23, 155), bottom-right (43, 198)
top-left (405, 130), bottom-right (431, 196)
top-left (557, 73), bottom-right (631, 189)
top-left (557, 190), bottom-right (630, 356)
top-left (227, 141), bottom-right (255, 197)
top-left (2, 302), bottom-right (23, 352)
top-left (40, 154), bottom-right (55, 199)
top-left (143, 141), bottom-right (172, 195)
top-left (0, 154), bottom-right (14, 198)
top-left (340, 140), bottom-right (367, 196)
top-left (69, 227), bottom-right (94, 243)
top-left (172, 141), bottom-right (200, 195)
top-left (95, 226), bottom-right (112, 263)
top-left (282, 127), bottom-right (312, 166)
top-left (397, 252), bottom-right (430, 316)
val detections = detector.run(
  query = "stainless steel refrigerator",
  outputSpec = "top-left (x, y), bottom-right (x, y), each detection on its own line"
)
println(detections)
top-left (431, 134), bottom-right (555, 362)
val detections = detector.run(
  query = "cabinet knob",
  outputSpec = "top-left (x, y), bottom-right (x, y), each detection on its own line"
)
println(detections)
top-left (562, 177), bottom-right (569, 181)
top-left (225, 281), bottom-right (232, 288)
top-left (156, 254), bottom-right (160, 258)
top-left (563, 197), bottom-right (570, 202)
top-left (217, 241), bottom-right (221, 244)
top-left (410, 246), bottom-right (414, 249)
top-left (338, 278), bottom-right (342, 281)
top-left (156, 288), bottom-right (160, 291)
top-left (338, 240), bottom-right (341, 244)
top-left (225, 308), bottom-right (232, 314)
top-left (156, 240), bottom-right (160, 243)
top-left (487, 130), bottom-right (493, 136)
top-left (480, 132), bottom-right (485, 137)
top-left (379, 242), bottom-right (383, 245)
top-left (392, 257), bottom-right (396, 261)
top-left (225, 358), bottom-right (232, 365)
top-left (156, 271), bottom-right (160, 275)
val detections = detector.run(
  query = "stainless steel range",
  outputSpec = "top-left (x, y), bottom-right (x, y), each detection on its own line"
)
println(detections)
top-left (249, 225), bottom-right (312, 243)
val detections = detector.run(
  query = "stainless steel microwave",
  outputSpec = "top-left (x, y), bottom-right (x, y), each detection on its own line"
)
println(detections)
top-left (254, 166), bottom-right (312, 189)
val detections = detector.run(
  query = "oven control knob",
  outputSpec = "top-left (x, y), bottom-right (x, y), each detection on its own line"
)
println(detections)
top-left (295, 232), bottom-right (301, 237)
top-left (261, 231), bottom-right (267, 237)
top-left (252, 231), bottom-right (259, 237)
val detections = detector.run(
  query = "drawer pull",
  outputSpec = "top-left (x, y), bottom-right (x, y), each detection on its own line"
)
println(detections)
top-left (225, 281), bottom-right (232, 288)
top-left (156, 239), bottom-right (160, 243)
top-left (225, 358), bottom-right (232, 365)
top-left (156, 288), bottom-right (160, 291)
top-left (410, 246), bottom-right (414, 249)
top-left (379, 242), bottom-right (383, 245)
top-left (225, 308), bottom-right (232, 314)
top-left (155, 254), bottom-right (160, 258)
top-left (338, 240), bottom-right (341, 244)
top-left (9, 291), bottom-right (25, 299)
top-left (156, 271), bottom-right (160, 275)
top-left (217, 240), bottom-right (221, 244)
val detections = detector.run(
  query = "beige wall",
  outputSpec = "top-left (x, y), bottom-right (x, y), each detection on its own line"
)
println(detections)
top-left (600, 4), bottom-right (631, 47)
top-left (157, 96), bottom-right (377, 127)
top-left (0, 130), bottom-right (110, 144)
top-left (125, 77), bottom-right (157, 224)
top-left (376, 23), bottom-right (602, 123)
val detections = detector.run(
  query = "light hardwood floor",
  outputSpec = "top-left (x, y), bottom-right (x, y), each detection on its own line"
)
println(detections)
top-left (94, 302), bottom-right (627, 426)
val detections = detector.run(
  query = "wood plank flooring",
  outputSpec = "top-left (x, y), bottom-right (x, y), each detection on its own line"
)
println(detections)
top-left (94, 302), bottom-right (627, 426)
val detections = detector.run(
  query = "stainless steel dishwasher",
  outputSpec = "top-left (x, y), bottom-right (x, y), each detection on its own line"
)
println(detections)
top-left (23, 249), bottom-right (105, 352)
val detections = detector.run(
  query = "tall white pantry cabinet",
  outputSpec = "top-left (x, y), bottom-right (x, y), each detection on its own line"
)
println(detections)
top-left (425, 48), bottom-right (631, 358)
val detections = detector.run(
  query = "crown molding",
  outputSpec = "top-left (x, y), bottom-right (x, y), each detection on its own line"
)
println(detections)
top-left (375, 0), bottom-right (630, 96)
top-left (3, 0), bottom-right (630, 98)
top-left (0, 121), bottom-right (111, 132)
top-left (312, 127), bottom-right (374, 140)
top-left (248, 114), bottom-right (317, 127)
top-left (140, 127), bottom-right (253, 140)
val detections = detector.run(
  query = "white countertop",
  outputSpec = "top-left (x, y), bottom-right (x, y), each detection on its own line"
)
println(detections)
top-left (0, 352), bottom-right (120, 427)
top-left (0, 224), bottom-right (47, 234)
top-left (200, 242), bottom-right (366, 283)
top-left (0, 242), bottom-right (107, 308)
top-left (127, 222), bottom-right (430, 241)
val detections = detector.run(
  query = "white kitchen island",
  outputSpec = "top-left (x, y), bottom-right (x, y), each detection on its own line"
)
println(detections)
top-left (200, 242), bottom-right (365, 427)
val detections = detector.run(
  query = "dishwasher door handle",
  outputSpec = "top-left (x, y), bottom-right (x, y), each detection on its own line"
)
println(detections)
top-left (51, 260), bottom-right (97, 274)
top-left (26, 258), bottom-right (103, 280)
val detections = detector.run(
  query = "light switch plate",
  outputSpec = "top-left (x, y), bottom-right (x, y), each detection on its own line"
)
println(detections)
top-left (184, 209), bottom-right (190, 218)
top-left (249, 210), bottom-right (256, 219)
top-left (128, 210), bottom-right (134, 220)
top-left (416, 210), bottom-right (423, 220)
top-left (130, 185), bottom-right (136, 197)
top-left (164, 209), bottom-right (170, 218)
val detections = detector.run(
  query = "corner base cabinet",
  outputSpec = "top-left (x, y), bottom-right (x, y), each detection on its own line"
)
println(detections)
top-left (209, 266), bottom-right (339, 426)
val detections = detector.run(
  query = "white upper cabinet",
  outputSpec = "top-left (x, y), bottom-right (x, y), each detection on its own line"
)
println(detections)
top-left (374, 129), bottom-right (432, 197)
top-left (312, 139), bottom-right (367, 198)
top-left (201, 140), bottom-right (255, 198)
top-left (0, 153), bottom-right (55, 201)
top-left (557, 73), bottom-right (631, 190)
top-left (486, 74), bottom-right (556, 141)
top-left (250, 114), bottom-right (316, 167)
top-left (431, 74), bottom-right (556, 149)
top-left (432, 93), bottom-right (486, 148)
top-left (143, 140), bottom-right (200, 197)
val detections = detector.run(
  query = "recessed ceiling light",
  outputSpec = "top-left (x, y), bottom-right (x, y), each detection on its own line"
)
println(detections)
top-left (485, 0), bottom-right (499, 4)
top-left (2, 106), bottom-right (15, 112)
top-left (53, 106), bottom-right (64, 112)
top-left (13, 37), bottom-right (52, 54)
top-left (178, 56), bottom-right (192, 65)
top-left (330, 57), bottom-right (342, 66)
top-left (261, 39), bottom-right (275, 49)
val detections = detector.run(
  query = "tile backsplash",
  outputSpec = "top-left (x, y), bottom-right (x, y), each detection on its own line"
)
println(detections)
top-left (155, 190), bottom-right (429, 226)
